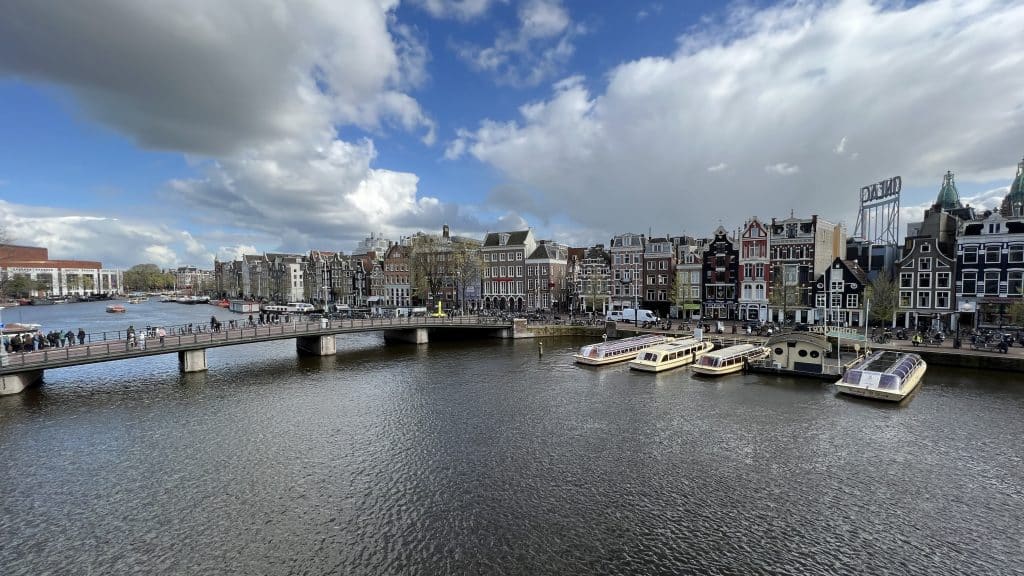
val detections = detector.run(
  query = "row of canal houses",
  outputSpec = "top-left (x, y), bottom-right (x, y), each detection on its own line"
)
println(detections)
top-left (212, 157), bottom-right (1024, 329)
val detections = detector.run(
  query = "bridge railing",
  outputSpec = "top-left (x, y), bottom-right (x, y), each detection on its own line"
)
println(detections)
top-left (0, 315), bottom-right (512, 370)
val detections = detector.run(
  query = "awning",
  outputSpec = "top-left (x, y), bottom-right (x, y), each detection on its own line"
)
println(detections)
top-left (366, 296), bottom-right (383, 303)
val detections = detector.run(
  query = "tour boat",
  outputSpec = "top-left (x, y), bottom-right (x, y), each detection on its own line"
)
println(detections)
top-left (106, 304), bottom-right (126, 313)
top-left (628, 337), bottom-right (714, 372)
top-left (835, 350), bottom-right (927, 402)
top-left (691, 344), bottom-right (771, 376)
top-left (574, 334), bottom-right (671, 366)
top-left (127, 298), bottom-right (143, 304)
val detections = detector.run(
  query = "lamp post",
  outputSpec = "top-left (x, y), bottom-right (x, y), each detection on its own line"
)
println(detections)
top-left (0, 305), bottom-right (7, 367)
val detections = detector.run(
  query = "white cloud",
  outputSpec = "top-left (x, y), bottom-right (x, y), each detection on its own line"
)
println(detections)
top-left (0, 0), bottom-right (463, 263)
top-left (0, 0), bottom-right (434, 155)
top-left (765, 163), bottom-right (800, 175)
top-left (707, 162), bottom-right (728, 172)
top-left (413, 0), bottom-right (503, 20)
top-left (454, 0), bottom-right (581, 86)
top-left (451, 0), bottom-right (1024, 237)
top-left (834, 136), bottom-right (847, 154)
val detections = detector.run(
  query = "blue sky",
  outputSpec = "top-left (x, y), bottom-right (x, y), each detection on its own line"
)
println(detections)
top-left (1, 0), bottom-right (1023, 269)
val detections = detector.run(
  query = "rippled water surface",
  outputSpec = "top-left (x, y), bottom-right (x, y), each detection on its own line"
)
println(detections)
top-left (1, 301), bottom-right (1023, 575)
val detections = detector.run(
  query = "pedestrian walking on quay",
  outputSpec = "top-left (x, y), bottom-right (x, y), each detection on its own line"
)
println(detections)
top-left (157, 326), bottom-right (166, 346)
top-left (78, 328), bottom-right (85, 345)
top-left (66, 329), bottom-right (75, 346)
top-left (137, 329), bottom-right (147, 350)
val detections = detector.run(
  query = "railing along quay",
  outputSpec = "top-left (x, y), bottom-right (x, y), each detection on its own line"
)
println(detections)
top-left (0, 316), bottom-right (513, 373)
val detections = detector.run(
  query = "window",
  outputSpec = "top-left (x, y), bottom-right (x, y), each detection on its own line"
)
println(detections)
top-left (919, 258), bottom-right (931, 271)
top-left (830, 293), bottom-right (842, 308)
top-left (935, 291), bottom-right (950, 309)
top-left (1009, 271), bottom-right (1023, 296)
top-left (499, 253), bottom-right (506, 261)
top-left (986, 244), bottom-right (1001, 263)
top-left (936, 272), bottom-right (950, 289)
top-left (918, 273), bottom-right (931, 289)
top-left (899, 291), bottom-right (912, 307)
top-left (744, 264), bottom-right (753, 278)
top-left (920, 243), bottom-right (930, 253)
top-left (830, 280), bottom-right (844, 292)
top-left (647, 261), bottom-right (656, 270)
top-left (816, 293), bottom-right (826, 307)
top-left (900, 272), bottom-right (913, 288)
top-left (963, 245), bottom-right (978, 264)
top-left (917, 292), bottom-right (930, 308)
top-left (984, 271), bottom-right (999, 294)
top-left (846, 294), bottom-right (858, 308)
top-left (1009, 244), bottom-right (1024, 263)
top-left (961, 271), bottom-right (976, 294)
top-left (516, 253), bottom-right (523, 260)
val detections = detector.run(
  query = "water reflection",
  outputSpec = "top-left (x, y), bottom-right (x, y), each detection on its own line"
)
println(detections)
top-left (0, 318), bottom-right (1022, 574)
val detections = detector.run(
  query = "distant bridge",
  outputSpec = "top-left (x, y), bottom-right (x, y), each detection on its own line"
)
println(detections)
top-left (0, 316), bottom-right (514, 395)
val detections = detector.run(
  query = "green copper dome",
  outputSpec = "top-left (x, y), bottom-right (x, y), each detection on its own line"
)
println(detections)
top-left (934, 170), bottom-right (962, 211)
top-left (1000, 157), bottom-right (1024, 217)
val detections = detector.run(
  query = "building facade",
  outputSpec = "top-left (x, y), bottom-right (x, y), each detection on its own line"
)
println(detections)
top-left (0, 244), bottom-right (122, 298)
top-left (702, 226), bottom-right (739, 320)
top-left (812, 258), bottom-right (869, 327)
top-left (737, 217), bottom-right (771, 322)
top-left (769, 214), bottom-right (844, 324)
top-left (525, 241), bottom-right (568, 311)
top-left (642, 237), bottom-right (675, 317)
top-left (482, 229), bottom-right (535, 312)
top-left (609, 233), bottom-right (645, 311)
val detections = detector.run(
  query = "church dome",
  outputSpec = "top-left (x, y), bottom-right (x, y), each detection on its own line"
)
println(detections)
top-left (934, 170), bottom-right (962, 211)
top-left (1000, 156), bottom-right (1024, 217)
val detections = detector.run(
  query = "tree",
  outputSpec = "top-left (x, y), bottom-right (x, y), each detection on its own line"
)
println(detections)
top-left (409, 235), bottom-right (446, 306)
top-left (866, 269), bottom-right (898, 326)
top-left (449, 241), bottom-right (482, 313)
top-left (82, 275), bottom-right (95, 293)
top-left (34, 277), bottom-right (52, 297)
top-left (123, 264), bottom-right (175, 292)
top-left (5, 275), bottom-right (33, 298)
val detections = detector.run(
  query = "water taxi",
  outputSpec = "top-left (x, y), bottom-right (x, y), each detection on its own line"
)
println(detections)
top-left (574, 334), bottom-right (671, 366)
top-left (835, 350), bottom-right (926, 402)
top-left (106, 304), bottom-right (126, 313)
top-left (628, 337), bottom-right (714, 372)
top-left (692, 344), bottom-right (770, 376)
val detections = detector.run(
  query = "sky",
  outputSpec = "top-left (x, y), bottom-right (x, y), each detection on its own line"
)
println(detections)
top-left (1, 0), bottom-right (1022, 269)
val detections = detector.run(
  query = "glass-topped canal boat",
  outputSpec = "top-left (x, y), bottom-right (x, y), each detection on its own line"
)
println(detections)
top-left (835, 350), bottom-right (927, 402)
top-left (574, 334), bottom-right (671, 366)
top-left (691, 344), bottom-right (770, 376)
top-left (628, 337), bottom-right (714, 372)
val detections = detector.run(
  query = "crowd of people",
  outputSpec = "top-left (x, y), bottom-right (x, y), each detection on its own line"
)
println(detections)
top-left (3, 328), bottom-right (86, 353)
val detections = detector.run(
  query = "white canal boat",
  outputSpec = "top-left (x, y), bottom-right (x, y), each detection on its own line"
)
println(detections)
top-left (835, 350), bottom-right (926, 402)
top-left (628, 337), bottom-right (714, 372)
top-left (574, 334), bottom-right (672, 366)
top-left (691, 344), bottom-right (770, 376)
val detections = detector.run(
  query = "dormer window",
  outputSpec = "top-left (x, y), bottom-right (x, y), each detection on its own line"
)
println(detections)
top-left (920, 243), bottom-right (930, 253)
top-left (500, 233), bottom-right (510, 246)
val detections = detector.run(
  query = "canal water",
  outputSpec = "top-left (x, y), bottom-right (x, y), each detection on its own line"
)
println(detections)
top-left (1, 301), bottom-right (1022, 575)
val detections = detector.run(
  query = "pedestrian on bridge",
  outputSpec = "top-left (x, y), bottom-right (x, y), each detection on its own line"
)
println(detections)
top-left (78, 328), bottom-right (85, 345)
top-left (137, 329), bottom-right (147, 350)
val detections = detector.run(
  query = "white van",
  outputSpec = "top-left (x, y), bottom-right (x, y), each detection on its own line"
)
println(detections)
top-left (605, 310), bottom-right (624, 322)
top-left (621, 308), bottom-right (659, 324)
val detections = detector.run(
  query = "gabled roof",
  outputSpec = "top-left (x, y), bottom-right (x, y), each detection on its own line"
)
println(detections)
top-left (483, 230), bottom-right (531, 247)
top-left (526, 241), bottom-right (566, 261)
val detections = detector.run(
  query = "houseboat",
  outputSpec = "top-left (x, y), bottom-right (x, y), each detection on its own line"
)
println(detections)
top-left (747, 332), bottom-right (857, 380)
top-left (628, 337), bottom-right (714, 372)
top-left (692, 344), bottom-right (771, 376)
top-left (835, 350), bottom-right (927, 402)
top-left (574, 334), bottom-right (671, 366)
top-left (106, 304), bottom-right (126, 313)
top-left (229, 300), bottom-right (260, 314)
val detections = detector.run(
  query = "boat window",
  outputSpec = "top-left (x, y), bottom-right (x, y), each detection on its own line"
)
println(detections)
top-left (878, 375), bottom-right (900, 390)
top-left (843, 370), bottom-right (862, 384)
top-left (809, 350), bottom-right (819, 358)
top-left (798, 349), bottom-right (808, 357)
top-left (774, 347), bottom-right (784, 355)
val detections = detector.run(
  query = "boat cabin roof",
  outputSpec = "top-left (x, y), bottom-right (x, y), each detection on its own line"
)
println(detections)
top-left (579, 334), bottom-right (666, 356)
top-left (841, 351), bottom-right (923, 389)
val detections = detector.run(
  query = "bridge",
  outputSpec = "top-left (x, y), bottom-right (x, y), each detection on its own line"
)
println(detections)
top-left (0, 316), bottom-right (514, 395)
